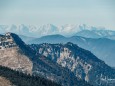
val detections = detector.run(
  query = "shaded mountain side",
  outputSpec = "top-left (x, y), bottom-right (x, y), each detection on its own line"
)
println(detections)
top-left (28, 34), bottom-right (115, 67)
top-left (0, 66), bottom-right (60, 86)
top-left (11, 33), bottom-right (92, 86)
top-left (32, 54), bottom-right (92, 86)
top-left (30, 42), bottom-right (115, 86)
top-left (10, 33), bottom-right (36, 58)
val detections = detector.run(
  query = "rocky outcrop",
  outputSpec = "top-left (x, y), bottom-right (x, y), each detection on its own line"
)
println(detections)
top-left (0, 33), bottom-right (92, 86)
top-left (30, 42), bottom-right (115, 86)
top-left (0, 32), bottom-right (33, 74)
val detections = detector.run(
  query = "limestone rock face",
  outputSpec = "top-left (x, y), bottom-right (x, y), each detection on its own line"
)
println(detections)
top-left (0, 32), bottom-right (33, 74)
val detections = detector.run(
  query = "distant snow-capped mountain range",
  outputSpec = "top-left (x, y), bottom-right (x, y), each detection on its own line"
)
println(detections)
top-left (0, 24), bottom-right (114, 38)
top-left (0, 24), bottom-right (77, 37)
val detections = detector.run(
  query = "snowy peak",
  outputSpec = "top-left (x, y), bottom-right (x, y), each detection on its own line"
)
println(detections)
top-left (74, 24), bottom-right (115, 38)
top-left (40, 24), bottom-right (57, 30)
top-left (75, 29), bottom-right (115, 38)
top-left (61, 24), bottom-right (79, 33)
top-left (0, 24), bottom-right (115, 38)
top-left (38, 24), bottom-right (59, 36)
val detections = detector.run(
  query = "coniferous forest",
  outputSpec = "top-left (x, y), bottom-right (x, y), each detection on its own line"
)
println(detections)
top-left (0, 66), bottom-right (61, 86)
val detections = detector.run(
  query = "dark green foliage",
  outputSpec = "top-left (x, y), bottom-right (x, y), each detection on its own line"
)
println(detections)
top-left (0, 66), bottom-right (61, 86)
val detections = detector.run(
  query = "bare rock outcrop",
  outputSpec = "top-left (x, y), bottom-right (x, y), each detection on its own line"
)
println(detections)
top-left (0, 32), bottom-right (33, 74)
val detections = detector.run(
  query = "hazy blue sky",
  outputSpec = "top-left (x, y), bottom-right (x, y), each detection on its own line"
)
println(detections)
top-left (0, 0), bottom-right (115, 29)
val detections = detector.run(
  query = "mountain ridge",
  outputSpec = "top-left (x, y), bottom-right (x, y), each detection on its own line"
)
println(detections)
top-left (28, 34), bottom-right (115, 67)
top-left (0, 32), bottom-right (92, 86)
top-left (30, 42), bottom-right (115, 86)
top-left (1, 24), bottom-right (115, 38)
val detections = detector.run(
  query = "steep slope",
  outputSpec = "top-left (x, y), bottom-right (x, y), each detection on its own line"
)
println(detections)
top-left (30, 42), bottom-right (115, 86)
top-left (0, 66), bottom-right (60, 86)
top-left (68, 36), bottom-right (115, 67)
top-left (0, 33), bottom-right (91, 86)
top-left (0, 32), bottom-right (33, 74)
top-left (29, 35), bottom-right (115, 67)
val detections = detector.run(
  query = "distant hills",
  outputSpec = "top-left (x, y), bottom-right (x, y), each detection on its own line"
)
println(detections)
top-left (75, 29), bottom-right (115, 39)
top-left (0, 24), bottom-right (77, 37)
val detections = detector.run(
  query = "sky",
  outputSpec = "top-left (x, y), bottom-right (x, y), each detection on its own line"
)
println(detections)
top-left (0, 0), bottom-right (115, 30)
